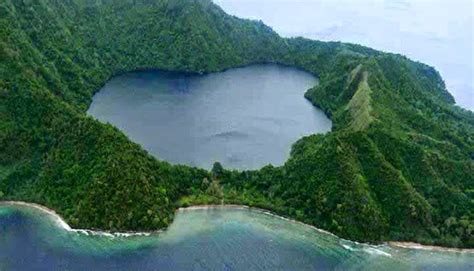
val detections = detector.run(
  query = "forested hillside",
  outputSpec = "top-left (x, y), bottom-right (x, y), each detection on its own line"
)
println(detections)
top-left (0, 0), bottom-right (472, 247)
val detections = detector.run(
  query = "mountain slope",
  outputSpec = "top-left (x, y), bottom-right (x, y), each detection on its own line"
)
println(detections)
top-left (0, 0), bottom-right (472, 247)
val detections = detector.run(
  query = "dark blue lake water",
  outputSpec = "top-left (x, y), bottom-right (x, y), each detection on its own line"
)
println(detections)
top-left (88, 65), bottom-right (331, 169)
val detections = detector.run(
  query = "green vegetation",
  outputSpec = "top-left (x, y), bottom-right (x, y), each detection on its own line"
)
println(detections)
top-left (346, 70), bottom-right (372, 131)
top-left (0, 0), bottom-right (472, 248)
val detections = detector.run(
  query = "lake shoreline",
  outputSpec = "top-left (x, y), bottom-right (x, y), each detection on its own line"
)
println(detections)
top-left (1, 201), bottom-right (473, 253)
top-left (88, 64), bottom-right (328, 170)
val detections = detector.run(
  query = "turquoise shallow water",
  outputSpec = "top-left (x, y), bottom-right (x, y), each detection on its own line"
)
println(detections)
top-left (0, 205), bottom-right (472, 270)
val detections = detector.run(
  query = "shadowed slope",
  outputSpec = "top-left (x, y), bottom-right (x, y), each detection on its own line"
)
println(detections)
top-left (0, 0), bottom-right (472, 247)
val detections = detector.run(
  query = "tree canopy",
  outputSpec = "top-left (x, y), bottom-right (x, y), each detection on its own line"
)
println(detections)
top-left (0, 0), bottom-right (472, 248)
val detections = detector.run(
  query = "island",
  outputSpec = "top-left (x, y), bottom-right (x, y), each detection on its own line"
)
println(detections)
top-left (0, 0), bottom-right (472, 249)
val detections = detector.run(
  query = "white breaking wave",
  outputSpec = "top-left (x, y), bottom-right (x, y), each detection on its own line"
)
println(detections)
top-left (0, 201), bottom-right (154, 238)
top-left (363, 247), bottom-right (392, 257)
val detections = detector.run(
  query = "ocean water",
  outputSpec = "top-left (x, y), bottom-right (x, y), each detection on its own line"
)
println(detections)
top-left (0, 205), bottom-right (472, 271)
top-left (88, 64), bottom-right (332, 170)
top-left (215, 0), bottom-right (474, 110)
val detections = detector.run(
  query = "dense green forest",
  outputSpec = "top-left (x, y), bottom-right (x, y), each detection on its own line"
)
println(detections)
top-left (0, 0), bottom-right (472, 248)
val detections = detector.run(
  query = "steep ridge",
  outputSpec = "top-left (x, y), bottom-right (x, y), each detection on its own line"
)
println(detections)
top-left (0, 0), bottom-right (472, 247)
top-left (346, 69), bottom-right (372, 131)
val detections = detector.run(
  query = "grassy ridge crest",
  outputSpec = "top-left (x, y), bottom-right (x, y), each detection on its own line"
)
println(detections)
top-left (0, 0), bottom-right (472, 247)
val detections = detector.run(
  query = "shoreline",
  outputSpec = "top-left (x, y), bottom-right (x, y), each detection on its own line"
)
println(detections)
top-left (180, 205), bottom-right (474, 254)
top-left (0, 201), bottom-right (156, 237)
top-left (388, 241), bottom-right (474, 253)
top-left (179, 204), bottom-right (338, 237)
top-left (1, 201), bottom-right (473, 253)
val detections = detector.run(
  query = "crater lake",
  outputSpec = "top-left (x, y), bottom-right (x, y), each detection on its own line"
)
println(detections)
top-left (88, 64), bottom-right (332, 169)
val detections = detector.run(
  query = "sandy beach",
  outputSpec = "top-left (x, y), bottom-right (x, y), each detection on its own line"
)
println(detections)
top-left (388, 241), bottom-right (474, 253)
top-left (0, 201), bottom-right (154, 237)
top-left (0, 201), bottom-right (72, 230)
top-left (1, 201), bottom-right (473, 253)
